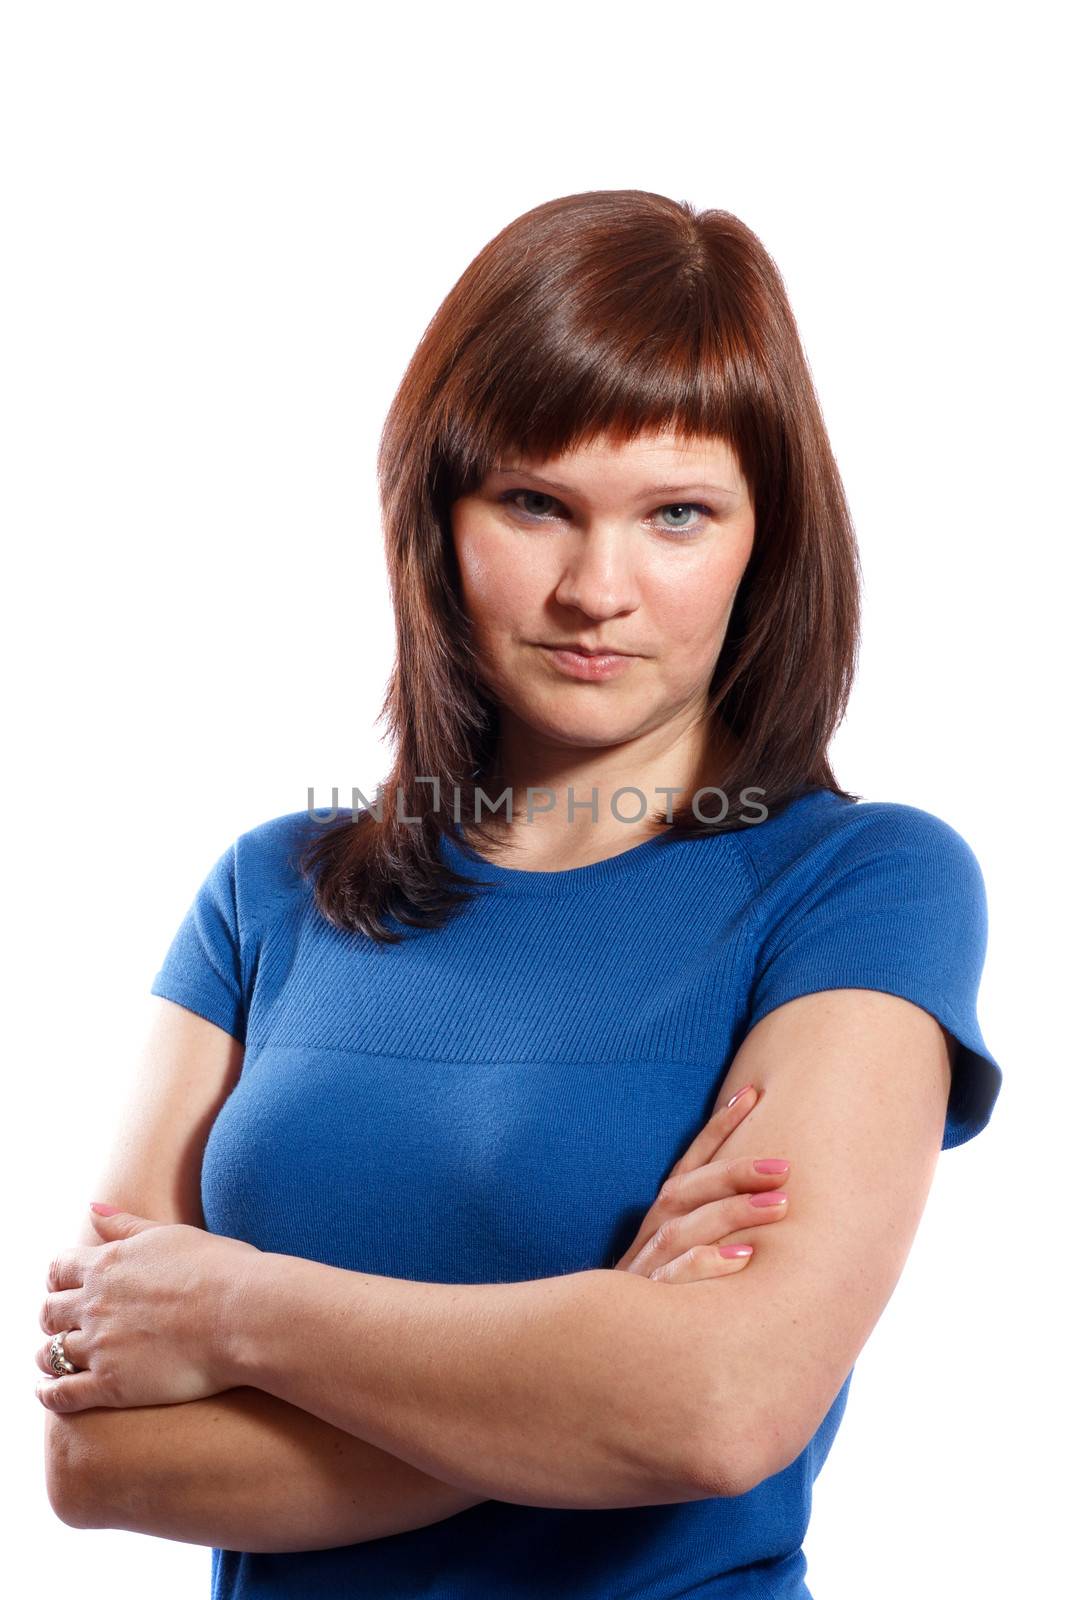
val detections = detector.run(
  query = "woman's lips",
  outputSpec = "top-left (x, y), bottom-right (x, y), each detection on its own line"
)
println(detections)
top-left (539, 646), bottom-right (636, 681)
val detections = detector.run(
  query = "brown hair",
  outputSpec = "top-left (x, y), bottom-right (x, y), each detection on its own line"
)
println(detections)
top-left (300, 189), bottom-right (862, 941)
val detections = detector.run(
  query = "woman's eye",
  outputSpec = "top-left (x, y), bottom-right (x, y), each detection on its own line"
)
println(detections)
top-left (501, 489), bottom-right (560, 520)
top-left (655, 503), bottom-right (713, 535)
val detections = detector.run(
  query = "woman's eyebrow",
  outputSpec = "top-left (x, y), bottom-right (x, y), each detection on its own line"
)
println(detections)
top-left (487, 466), bottom-right (742, 501)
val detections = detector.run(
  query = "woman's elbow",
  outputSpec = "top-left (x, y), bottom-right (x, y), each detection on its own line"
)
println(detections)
top-left (43, 1412), bottom-right (108, 1529)
top-left (683, 1363), bottom-right (807, 1500)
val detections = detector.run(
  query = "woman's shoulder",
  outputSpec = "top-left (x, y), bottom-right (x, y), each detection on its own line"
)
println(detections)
top-left (735, 789), bottom-right (999, 1149)
top-left (229, 806), bottom-right (344, 932)
top-left (732, 787), bottom-right (985, 898)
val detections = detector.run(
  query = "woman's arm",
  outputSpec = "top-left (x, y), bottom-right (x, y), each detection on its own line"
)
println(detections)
top-left (45, 998), bottom-right (485, 1545)
top-left (47, 1391), bottom-right (483, 1552)
top-left (209, 988), bottom-right (953, 1510)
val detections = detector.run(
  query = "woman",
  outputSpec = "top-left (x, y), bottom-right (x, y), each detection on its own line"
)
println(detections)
top-left (37, 191), bottom-right (1002, 1599)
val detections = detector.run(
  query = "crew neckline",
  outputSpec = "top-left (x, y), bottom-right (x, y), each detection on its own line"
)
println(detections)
top-left (437, 822), bottom-right (697, 896)
top-left (434, 790), bottom-right (835, 897)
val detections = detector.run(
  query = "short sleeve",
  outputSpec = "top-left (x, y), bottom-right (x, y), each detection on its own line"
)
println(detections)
top-left (746, 805), bottom-right (1002, 1150)
top-left (150, 841), bottom-right (247, 1043)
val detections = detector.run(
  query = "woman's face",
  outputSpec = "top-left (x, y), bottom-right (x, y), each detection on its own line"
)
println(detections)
top-left (450, 427), bottom-right (756, 771)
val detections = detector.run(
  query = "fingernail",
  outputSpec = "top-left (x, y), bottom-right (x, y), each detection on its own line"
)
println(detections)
top-left (727, 1083), bottom-right (755, 1109)
top-left (752, 1159), bottom-right (789, 1173)
top-left (749, 1191), bottom-right (788, 1207)
top-left (720, 1244), bottom-right (754, 1258)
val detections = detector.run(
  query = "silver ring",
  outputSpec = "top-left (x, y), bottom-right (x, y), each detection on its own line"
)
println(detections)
top-left (49, 1332), bottom-right (78, 1376)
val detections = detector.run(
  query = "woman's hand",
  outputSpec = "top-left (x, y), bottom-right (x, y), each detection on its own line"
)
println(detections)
top-left (34, 1206), bottom-right (260, 1413)
top-left (614, 1083), bottom-right (790, 1281)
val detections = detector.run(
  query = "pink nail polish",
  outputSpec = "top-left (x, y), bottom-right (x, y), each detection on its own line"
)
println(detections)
top-left (753, 1159), bottom-right (789, 1173)
top-left (90, 1202), bottom-right (121, 1215)
top-left (727, 1083), bottom-right (755, 1108)
top-left (749, 1191), bottom-right (788, 1206)
top-left (720, 1244), bottom-right (754, 1258)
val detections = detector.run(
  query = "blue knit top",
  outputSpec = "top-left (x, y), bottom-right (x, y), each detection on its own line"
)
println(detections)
top-left (150, 788), bottom-right (1002, 1600)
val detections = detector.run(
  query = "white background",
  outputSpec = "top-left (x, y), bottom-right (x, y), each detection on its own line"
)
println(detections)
top-left (4, 2), bottom-right (1061, 1594)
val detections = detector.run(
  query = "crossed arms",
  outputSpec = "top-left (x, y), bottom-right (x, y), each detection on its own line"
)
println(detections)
top-left (44, 988), bottom-right (953, 1548)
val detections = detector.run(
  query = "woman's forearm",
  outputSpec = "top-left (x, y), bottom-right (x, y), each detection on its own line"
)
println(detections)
top-left (46, 1388), bottom-right (485, 1552)
top-left (224, 1258), bottom-right (727, 1509)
